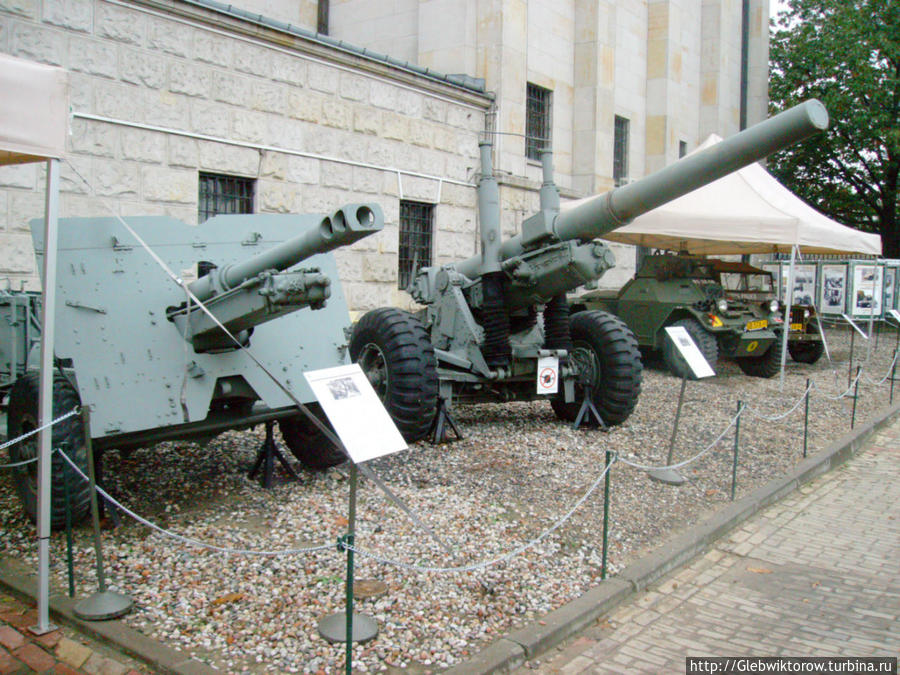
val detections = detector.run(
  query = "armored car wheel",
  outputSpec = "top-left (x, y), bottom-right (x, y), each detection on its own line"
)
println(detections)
top-left (279, 403), bottom-right (347, 470)
top-left (7, 372), bottom-right (91, 529)
top-left (349, 308), bottom-right (439, 442)
top-left (662, 317), bottom-right (718, 379)
top-left (551, 310), bottom-right (642, 426)
top-left (737, 329), bottom-right (785, 378)
top-left (788, 328), bottom-right (825, 364)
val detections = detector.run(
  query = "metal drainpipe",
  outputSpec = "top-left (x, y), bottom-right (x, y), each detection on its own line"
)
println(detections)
top-left (317, 0), bottom-right (329, 35)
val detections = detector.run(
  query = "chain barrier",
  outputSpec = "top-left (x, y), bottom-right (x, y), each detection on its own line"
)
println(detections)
top-left (57, 450), bottom-right (332, 557)
top-left (347, 459), bottom-right (617, 574)
top-left (616, 410), bottom-right (740, 472)
top-left (860, 349), bottom-right (899, 386)
top-left (742, 382), bottom-right (813, 422)
top-left (0, 407), bottom-right (80, 458)
top-left (811, 367), bottom-right (864, 401)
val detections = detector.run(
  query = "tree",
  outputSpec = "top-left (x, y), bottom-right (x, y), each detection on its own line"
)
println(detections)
top-left (768, 0), bottom-right (899, 256)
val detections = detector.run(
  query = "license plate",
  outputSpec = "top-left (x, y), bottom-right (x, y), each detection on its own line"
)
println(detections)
top-left (790, 323), bottom-right (803, 331)
top-left (746, 319), bottom-right (768, 331)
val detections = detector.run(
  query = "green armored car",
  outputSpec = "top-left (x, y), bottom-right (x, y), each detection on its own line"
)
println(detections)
top-left (571, 254), bottom-right (789, 378)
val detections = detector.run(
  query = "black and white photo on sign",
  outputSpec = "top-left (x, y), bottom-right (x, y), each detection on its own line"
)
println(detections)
top-left (781, 264), bottom-right (816, 305)
top-left (883, 267), bottom-right (896, 311)
top-left (326, 376), bottom-right (361, 400)
top-left (852, 264), bottom-right (883, 316)
top-left (820, 264), bottom-right (846, 313)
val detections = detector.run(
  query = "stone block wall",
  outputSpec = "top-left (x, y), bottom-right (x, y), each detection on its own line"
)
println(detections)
top-left (0, 0), bottom-right (490, 311)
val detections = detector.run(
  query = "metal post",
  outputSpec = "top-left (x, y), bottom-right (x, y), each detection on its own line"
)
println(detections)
top-left (891, 349), bottom-right (897, 406)
top-left (851, 365), bottom-right (860, 429)
top-left (731, 401), bottom-right (742, 501)
top-left (344, 464), bottom-right (357, 675)
top-left (32, 158), bottom-right (61, 635)
top-left (848, 325), bottom-right (855, 387)
top-left (779, 246), bottom-right (797, 391)
top-left (601, 450), bottom-right (612, 580)
top-left (648, 375), bottom-right (687, 485)
top-left (803, 379), bottom-right (810, 459)
top-left (63, 451), bottom-right (75, 598)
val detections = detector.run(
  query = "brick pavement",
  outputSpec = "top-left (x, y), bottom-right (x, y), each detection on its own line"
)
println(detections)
top-left (517, 417), bottom-right (900, 674)
top-left (0, 593), bottom-right (146, 675)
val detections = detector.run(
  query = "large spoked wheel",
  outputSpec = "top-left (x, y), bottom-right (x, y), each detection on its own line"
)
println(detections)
top-left (737, 329), bottom-right (785, 378)
top-left (551, 310), bottom-right (643, 426)
top-left (349, 308), bottom-right (439, 442)
top-left (279, 403), bottom-right (346, 470)
top-left (662, 317), bottom-right (718, 379)
top-left (788, 329), bottom-right (825, 364)
top-left (7, 372), bottom-right (90, 529)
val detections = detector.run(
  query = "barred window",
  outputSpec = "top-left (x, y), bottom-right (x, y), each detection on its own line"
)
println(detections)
top-left (398, 200), bottom-right (434, 290)
top-left (198, 173), bottom-right (255, 223)
top-left (526, 83), bottom-right (552, 161)
top-left (613, 115), bottom-right (630, 186)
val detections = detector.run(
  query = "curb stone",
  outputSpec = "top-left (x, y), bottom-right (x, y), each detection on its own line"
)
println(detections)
top-left (448, 400), bottom-right (900, 674)
top-left (1, 403), bottom-right (898, 675)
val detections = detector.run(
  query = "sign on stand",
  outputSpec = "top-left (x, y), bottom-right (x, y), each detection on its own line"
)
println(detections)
top-left (536, 355), bottom-right (559, 394)
top-left (649, 327), bottom-right (714, 487)
top-left (841, 313), bottom-right (870, 339)
top-left (304, 363), bottom-right (407, 670)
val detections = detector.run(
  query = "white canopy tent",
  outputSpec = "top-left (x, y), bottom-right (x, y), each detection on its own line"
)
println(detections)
top-left (0, 52), bottom-right (68, 634)
top-left (595, 134), bottom-right (882, 257)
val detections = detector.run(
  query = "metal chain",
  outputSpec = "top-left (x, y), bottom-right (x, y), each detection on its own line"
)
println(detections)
top-left (743, 382), bottom-right (813, 422)
top-left (57, 450), bottom-right (331, 557)
top-left (0, 407), bottom-right (80, 454)
top-left (811, 367), bottom-right (864, 401)
top-left (860, 349), bottom-right (899, 386)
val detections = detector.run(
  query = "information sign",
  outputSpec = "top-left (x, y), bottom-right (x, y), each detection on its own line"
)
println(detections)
top-left (664, 326), bottom-right (715, 379)
top-left (304, 364), bottom-right (407, 464)
top-left (536, 355), bottom-right (559, 394)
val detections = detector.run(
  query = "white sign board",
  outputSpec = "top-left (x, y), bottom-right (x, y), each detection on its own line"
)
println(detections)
top-left (889, 309), bottom-right (900, 325)
top-left (304, 364), bottom-right (407, 464)
top-left (664, 327), bottom-right (715, 379)
top-left (536, 355), bottom-right (559, 394)
top-left (841, 313), bottom-right (870, 339)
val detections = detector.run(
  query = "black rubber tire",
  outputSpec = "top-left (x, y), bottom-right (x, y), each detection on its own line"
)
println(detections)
top-left (550, 310), bottom-right (643, 426)
top-left (6, 372), bottom-right (90, 529)
top-left (279, 403), bottom-right (347, 470)
top-left (349, 308), bottom-right (439, 442)
top-left (662, 317), bottom-right (718, 379)
top-left (788, 328), bottom-right (825, 364)
top-left (736, 329), bottom-right (785, 378)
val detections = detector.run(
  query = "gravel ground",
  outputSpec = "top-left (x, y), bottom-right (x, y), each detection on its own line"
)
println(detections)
top-left (1, 324), bottom-right (897, 674)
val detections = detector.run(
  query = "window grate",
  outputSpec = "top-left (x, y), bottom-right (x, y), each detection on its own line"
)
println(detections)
top-left (613, 115), bottom-right (630, 186)
top-left (198, 173), bottom-right (255, 223)
top-left (526, 83), bottom-right (552, 161)
top-left (399, 200), bottom-right (434, 290)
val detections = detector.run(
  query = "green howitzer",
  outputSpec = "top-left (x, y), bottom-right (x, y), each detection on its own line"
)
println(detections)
top-left (350, 100), bottom-right (829, 441)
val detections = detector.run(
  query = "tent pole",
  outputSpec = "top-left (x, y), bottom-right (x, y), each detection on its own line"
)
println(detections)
top-left (33, 158), bottom-right (61, 635)
top-left (779, 245), bottom-right (797, 391)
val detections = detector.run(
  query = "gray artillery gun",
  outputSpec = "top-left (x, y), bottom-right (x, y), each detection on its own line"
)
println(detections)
top-left (350, 100), bottom-right (829, 440)
top-left (6, 204), bottom-right (382, 526)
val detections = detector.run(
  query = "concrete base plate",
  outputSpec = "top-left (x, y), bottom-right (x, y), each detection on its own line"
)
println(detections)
top-left (74, 590), bottom-right (133, 621)
top-left (317, 612), bottom-right (378, 644)
top-left (648, 468), bottom-right (686, 486)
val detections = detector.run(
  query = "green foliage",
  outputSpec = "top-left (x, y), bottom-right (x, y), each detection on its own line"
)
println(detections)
top-left (768, 0), bottom-right (899, 255)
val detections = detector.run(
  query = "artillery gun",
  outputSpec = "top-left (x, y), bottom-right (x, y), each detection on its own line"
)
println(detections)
top-left (6, 204), bottom-right (382, 526)
top-left (350, 100), bottom-right (830, 439)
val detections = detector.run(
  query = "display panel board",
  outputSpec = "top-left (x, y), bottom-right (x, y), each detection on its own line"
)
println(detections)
top-left (788, 264), bottom-right (817, 305)
top-left (849, 262), bottom-right (883, 317)
top-left (819, 263), bottom-right (848, 314)
top-left (883, 265), bottom-right (898, 311)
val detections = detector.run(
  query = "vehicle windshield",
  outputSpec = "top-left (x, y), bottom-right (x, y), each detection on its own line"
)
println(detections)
top-left (719, 272), bottom-right (775, 300)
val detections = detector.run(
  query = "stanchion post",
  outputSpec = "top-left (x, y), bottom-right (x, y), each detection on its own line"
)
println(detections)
top-left (731, 401), bottom-right (742, 501)
top-left (851, 365), bottom-right (860, 429)
top-left (343, 464), bottom-right (357, 675)
top-left (891, 349), bottom-right (897, 406)
top-left (803, 379), bottom-right (810, 459)
top-left (602, 450), bottom-right (612, 580)
top-left (62, 445), bottom-right (75, 598)
top-left (848, 325), bottom-right (855, 388)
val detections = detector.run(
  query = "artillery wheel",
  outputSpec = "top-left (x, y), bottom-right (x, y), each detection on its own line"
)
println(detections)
top-left (279, 403), bottom-right (346, 470)
top-left (349, 308), bottom-right (438, 442)
top-left (788, 329), bottom-right (825, 364)
top-left (551, 310), bottom-right (642, 426)
top-left (662, 317), bottom-right (718, 379)
top-left (736, 329), bottom-right (785, 378)
top-left (7, 372), bottom-right (91, 529)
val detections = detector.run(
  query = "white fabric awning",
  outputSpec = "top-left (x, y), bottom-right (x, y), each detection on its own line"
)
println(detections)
top-left (0, 53), bottom-right (68, 165)
top-left (585, 134), bottom-right (882, 257)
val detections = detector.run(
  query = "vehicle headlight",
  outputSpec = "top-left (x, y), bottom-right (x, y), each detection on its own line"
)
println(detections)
top-left (769, 300), bottom-right (780, 313)
top-left (803, 309), bottom-right (810, 319)
top-left (717, 298), bottom-right (728, 313)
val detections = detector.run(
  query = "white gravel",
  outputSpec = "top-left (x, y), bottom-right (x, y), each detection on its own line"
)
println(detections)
top-left (1, 324), bottom-right (897, 674)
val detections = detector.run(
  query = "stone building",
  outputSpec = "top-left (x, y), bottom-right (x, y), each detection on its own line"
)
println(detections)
top-left (0, 0), bottom-right (769, 309)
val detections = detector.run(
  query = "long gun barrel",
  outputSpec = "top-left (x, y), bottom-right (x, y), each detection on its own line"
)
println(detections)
top-left (455, 99), bottom-right (828, 280)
